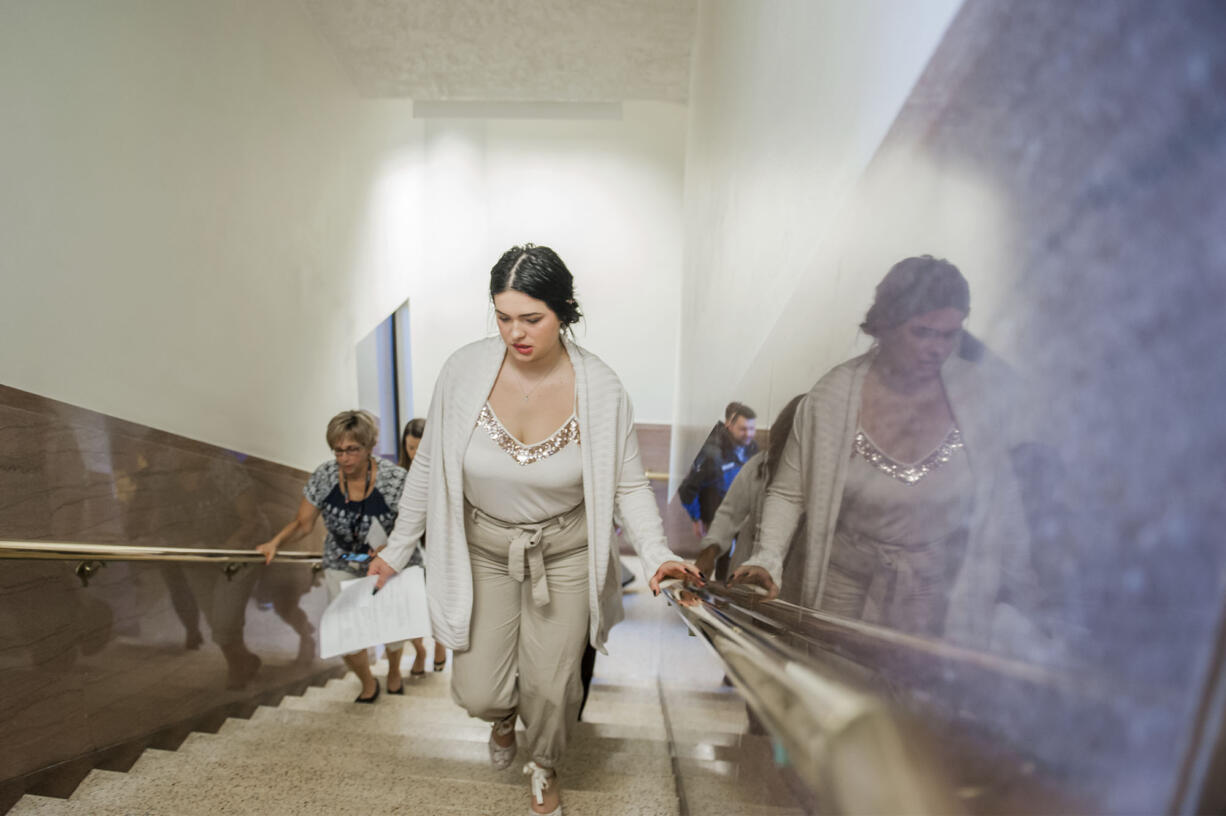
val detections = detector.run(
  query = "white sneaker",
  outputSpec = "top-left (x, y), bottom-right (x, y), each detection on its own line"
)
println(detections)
top-left (523, 761), bottom-right (562, 815)
top-left (488, 713), bottom-right (517, 770)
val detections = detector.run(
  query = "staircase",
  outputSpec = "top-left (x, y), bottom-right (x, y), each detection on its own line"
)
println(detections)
top-left (7, 576), bottom-right (796, 815)
top-left (11, 660), bottom-right (682, 815)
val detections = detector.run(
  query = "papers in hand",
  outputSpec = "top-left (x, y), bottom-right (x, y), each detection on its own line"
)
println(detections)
top-left (366, 519), bottom-right (388, 551)
top-left (319, 566), bottom-right (430, 659)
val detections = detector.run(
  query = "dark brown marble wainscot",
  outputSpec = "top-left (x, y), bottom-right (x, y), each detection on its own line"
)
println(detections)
top-left (0, 385), bottom-right (338, 809)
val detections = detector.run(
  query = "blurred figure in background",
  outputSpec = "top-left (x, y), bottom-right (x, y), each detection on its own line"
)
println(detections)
top-left (695, 394), bottom-right (805, 583)
top-left (678, 401), bottom-right (758, 578)
top-left (259, 410), bottom-right (413, 701)
top-left (399, 418), bottom-right (449, 675)
top-left (733, 257), bottom-right (1039, 653)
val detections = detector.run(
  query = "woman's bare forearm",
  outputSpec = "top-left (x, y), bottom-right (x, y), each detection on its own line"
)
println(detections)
top-left (270, 517), bottom-right (310, 547)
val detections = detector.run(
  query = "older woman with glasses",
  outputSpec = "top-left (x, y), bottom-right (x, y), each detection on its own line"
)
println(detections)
top-left (258, 410), bottom-right (415, 702)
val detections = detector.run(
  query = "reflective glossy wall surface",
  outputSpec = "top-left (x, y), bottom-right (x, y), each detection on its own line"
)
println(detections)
top-left (671, 0), bottom-right (1226, 811)
top-left (0, 385), bottom-right (333, 794)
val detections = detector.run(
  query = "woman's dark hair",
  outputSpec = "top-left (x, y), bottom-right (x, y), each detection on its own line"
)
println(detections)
top-left (860, 255), bottom-right (970, 337)
top-left (761, 394), bottom-right (805, 487)
top-left (398, 418), bottom-right (426, 469)
top-left (489, 244), bottom-right (583, 331)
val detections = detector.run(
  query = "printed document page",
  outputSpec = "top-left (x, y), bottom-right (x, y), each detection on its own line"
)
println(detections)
top-left (319, 566), bottom-right (430, 658)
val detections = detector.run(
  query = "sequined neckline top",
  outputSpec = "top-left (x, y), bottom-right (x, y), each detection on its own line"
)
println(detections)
top-left (852, 426), bottom-right (964, 486)
top-left (475, 403), bottom-right (581, 466)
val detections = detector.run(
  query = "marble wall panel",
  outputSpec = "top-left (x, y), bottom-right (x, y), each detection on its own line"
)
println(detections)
top-left (634, 423), bottom-right (671, 476)
top-left (0, 562), bottom-right (95, 782)
top-left (0, 386), bottom-right (338, 788)
top-left (672, 0), bottom-right (1226, 811)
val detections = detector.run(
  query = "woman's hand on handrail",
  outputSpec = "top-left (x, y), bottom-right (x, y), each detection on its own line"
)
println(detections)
top-left (260, 498), bottom-right (320, 564)
top-left (694, 545), bottom-right (721, 582)
top-left (367, 555), bottom-right (398, 590)
top-left (728, 564), bottom-right (780, 601)
top-left (649, 560), bottom-right (705, 596)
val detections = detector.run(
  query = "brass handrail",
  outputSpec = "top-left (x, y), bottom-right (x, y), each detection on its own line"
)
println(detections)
top-left (663, 582), bottom-right (959, 814)
top-left (0, 540), bottom-right (320, 565)
top-left (701, 582), bottom-right (1078, 692)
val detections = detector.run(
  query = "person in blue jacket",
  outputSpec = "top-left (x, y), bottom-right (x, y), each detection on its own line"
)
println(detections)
top-left (678, 402), bottom-right (758, 577)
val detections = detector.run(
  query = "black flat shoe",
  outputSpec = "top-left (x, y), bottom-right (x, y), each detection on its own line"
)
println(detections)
top-left (355, 680), bottom-right (380, 704)
top-left (433, 659), bottom-right (446, 672)
top-left (388, 678), bottom-right (405, 694)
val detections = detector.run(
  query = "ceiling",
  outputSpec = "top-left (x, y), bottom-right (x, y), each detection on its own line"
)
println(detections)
top-left (302, 0), bottom-right (697, 103)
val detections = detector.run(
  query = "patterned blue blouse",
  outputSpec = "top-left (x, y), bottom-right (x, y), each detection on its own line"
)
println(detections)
top-left (304, 458), bottom-right (410, 575)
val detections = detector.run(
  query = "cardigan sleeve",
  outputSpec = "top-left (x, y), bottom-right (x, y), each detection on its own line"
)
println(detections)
top-left (380, 370), bottom-right (446, 571)
top-left (700, 455), bottom-right (760, 557)
top-left (741, 398), bottom-right (807, 585)
top-left (611, 391), bottom-right (676, 579)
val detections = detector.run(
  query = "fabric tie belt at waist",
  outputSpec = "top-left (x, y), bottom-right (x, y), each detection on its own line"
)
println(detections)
top-left (467, 502), bottom-right (585, 608)
top-left (830, 527), bottom-right (966, 627)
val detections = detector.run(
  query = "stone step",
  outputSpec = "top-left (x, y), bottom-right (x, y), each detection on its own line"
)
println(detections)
top-left (244, 704), bottom-right (673, 753)
top-left (7, 792), bottom-right (137, 816)
top-left (125, 740), bottom-right (679, 804)
top-left (181, 716), bottom-right (675, 775)
top-left (684, 792), bottom-right (808, 816)
top-left (318, 665), bottom-right (745, 713)
top-left (315, 673), bottom-right (452, 700)
top-left (291, 691), bottom-right (686, 735)
top-left (673, 757), bottom-right (803, 809)
top-left (62, 755), bottom-right (678, 816)
top-left (304, 678), bottom-right (677, 713)
top-left (273, 692), bottom-right (749, 742)
top-left (314, 670), bottom-right (672, 699)
top-left (303, 681), bottom-right (673, 719)
top-left (270, 694), bottom-right (673, 739)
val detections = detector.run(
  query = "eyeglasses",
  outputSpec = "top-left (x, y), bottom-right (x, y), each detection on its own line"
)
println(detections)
top-left (332, 446), bottom-right (366, 457)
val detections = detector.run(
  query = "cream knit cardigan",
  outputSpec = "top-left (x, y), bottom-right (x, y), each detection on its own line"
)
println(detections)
top-left (699, 451), bottom-right (766, 572)
top-left (380, 336), bottom-right (676, 653)
top-left (744, 345), bottom-right (1039, 652)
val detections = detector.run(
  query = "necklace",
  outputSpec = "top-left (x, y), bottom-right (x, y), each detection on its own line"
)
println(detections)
top-left (339, 458), bottom-right (373, 550)
top-left (339, 457), bottom-right (371, 498)
top-left (512, 351), bottom-right (565, 402)
top-left (339, 458), bottom-right (372, 506)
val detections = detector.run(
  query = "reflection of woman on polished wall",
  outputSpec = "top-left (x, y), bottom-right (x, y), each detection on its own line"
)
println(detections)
top-left (732, 256), bottom-right (1039, 653)
top-left (175, 455), bottom-right (270, 688)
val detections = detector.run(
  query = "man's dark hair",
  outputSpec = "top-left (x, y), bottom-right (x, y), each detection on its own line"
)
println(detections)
top-left (724, 401), bottom-right (756, 422)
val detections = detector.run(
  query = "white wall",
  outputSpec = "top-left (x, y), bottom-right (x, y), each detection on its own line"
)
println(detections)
top-left (403, 106), bottom-right (687, 425)
top-left (0, 0), bottom-right (425, 468)
top-left (671, 0), bottom-right (967, 479)
top-left (0, 1), bottom-right (685, 469)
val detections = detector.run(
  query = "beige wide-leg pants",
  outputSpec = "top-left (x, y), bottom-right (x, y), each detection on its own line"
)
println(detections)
top-left (451, 501), bottom-right (590, 769)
